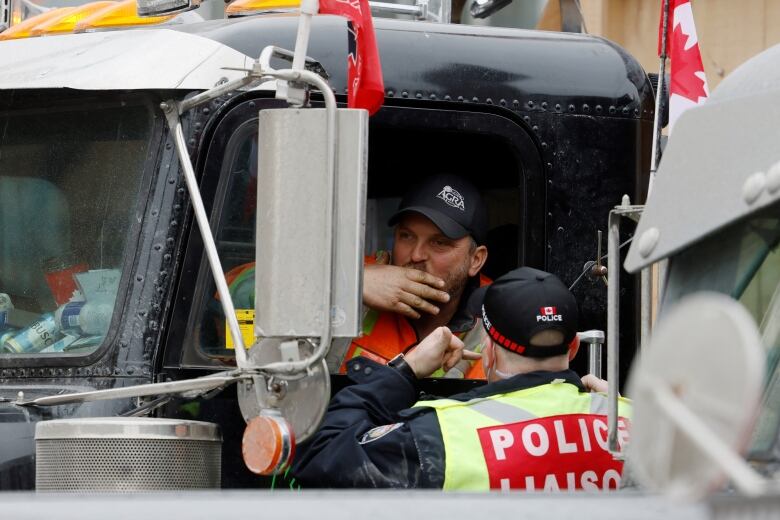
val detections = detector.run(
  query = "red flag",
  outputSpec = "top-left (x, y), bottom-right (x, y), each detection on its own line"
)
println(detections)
top-left (658, 0), bottom-right (709, 130)
top-left (319, 0), bottom-right (385, 115)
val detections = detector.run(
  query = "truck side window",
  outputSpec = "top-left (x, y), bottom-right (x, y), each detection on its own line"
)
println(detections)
top-left (184, 120), bottom-right (258, 363)
top-left (176, 105), bottom-right (537, 369)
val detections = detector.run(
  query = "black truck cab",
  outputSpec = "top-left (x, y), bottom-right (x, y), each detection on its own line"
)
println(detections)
top-left (0, 14), bottom-right (653, 488)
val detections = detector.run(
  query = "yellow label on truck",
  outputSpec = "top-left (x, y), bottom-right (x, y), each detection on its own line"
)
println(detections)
top-left (226, 309), bottom-right (255, 349)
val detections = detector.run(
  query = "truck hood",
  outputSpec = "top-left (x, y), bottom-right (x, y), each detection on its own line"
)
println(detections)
top-left (0, 29), bottom-right (255, 91)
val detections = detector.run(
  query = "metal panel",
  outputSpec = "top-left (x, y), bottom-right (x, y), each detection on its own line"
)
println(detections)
top-left (255, 108), bottom-right (367, 338)
top-left (624, 86), bottom-right (780, 273)
top-left (0, 29), bottom-right (256, 91)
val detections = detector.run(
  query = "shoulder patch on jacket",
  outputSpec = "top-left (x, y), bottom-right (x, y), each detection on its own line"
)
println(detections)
top-left (359, 422), bottom-right (404, 444)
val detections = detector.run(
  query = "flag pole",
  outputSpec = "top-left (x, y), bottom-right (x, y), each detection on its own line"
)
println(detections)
top-left (649, 0), bottom-right (670, 194)
top-left (293, 0), bottom-right (319, 72)
top-left (643, 0), bottom-right (672, 348)
top-left (277, 0), bottom-right (319, 105)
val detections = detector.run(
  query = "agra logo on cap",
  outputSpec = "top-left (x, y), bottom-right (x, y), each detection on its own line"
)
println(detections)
top-left (436, 185), bottom-right (465, 211)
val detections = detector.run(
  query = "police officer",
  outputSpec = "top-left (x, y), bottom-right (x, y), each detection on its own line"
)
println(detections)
top-left (292, 267), bottom-right (632, 489)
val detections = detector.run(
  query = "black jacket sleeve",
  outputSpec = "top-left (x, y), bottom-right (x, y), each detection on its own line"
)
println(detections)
top-left (291, 358), bottom-right (429, 488)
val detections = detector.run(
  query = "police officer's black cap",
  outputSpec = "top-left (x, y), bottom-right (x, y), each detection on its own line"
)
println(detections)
top-left (388, 174), bottom-right (488, 245)
top-left (468, 267), bottom-right (579, 358)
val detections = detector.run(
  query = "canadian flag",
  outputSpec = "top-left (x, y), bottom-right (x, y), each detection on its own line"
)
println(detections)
top-left (541, 307), bottom-right (557, 316)
top-left (659, 0), bottom-right (709, 131)
top-left (319, 0), bottom-right (385, 115)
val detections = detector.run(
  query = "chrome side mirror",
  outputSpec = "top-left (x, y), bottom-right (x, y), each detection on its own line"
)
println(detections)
top-left (254, 108), bottom-right (368, 343)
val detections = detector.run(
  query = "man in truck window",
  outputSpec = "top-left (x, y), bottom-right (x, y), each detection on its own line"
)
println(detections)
top-left (291, 267), bottom-right (632, 489)
top-left (346, 173), bottom-right (490, 378)
top-left (222, 174), bottom-right (490, 378)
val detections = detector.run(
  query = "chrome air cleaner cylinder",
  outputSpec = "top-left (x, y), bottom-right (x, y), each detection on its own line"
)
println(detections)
top-left (35, 417), bottom-right (222, 491)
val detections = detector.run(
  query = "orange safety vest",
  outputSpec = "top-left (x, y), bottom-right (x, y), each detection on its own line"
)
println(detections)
top-left (340, 255), bottom-right (490, 379)
top-left (339, 309), bottom-right (487, 379)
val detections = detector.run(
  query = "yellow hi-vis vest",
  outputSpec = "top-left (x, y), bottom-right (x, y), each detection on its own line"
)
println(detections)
top-left (413, 380), bottom-right (632, 491)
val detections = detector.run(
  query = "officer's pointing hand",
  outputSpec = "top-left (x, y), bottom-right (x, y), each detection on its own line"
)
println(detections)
top-left (405, 327), bottom-right (482, 378)
top-left (363, 263), bottom-right (450, 319)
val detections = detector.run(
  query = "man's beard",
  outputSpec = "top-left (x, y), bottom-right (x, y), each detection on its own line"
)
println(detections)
top-left (404, 260), bottom-right (471, 300)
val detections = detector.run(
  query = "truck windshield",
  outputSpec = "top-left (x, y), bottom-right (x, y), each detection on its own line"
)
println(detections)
top-left (662, 202), bottom-right (780, 458)
top-left (0, 94), bottom-right (152, 358)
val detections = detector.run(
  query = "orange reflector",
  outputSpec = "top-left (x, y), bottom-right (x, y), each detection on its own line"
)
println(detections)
top-left (31, 2), bottom-right (117, 36)
top-left (75, 0), bottom-right (174, 33)
top-left (0, 7), bottom-right (74, 40)
top-left (226, 0), bottom-right (300, 17)
top-left (242, 414), bottom-right (296, 475)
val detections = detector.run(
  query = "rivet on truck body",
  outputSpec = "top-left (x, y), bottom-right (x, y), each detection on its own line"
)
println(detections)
top-left (638, 227), bottom-right (660, 258)
top-left (766, 161), bottom-right (780, 194)
top-left (742, 172), bottom-right (766, 205)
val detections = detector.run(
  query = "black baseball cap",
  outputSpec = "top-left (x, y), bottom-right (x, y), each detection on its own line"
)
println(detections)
top-left (388, 174), bottom-right (488, 245)
top-left (468, 267), bottom-right (579, 358)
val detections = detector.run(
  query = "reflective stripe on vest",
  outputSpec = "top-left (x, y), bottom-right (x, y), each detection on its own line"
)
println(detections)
top-left (413, 381), bottom-right (632, 490)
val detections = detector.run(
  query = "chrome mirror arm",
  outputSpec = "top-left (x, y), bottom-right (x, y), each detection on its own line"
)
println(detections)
top-left (16, 369), bottom-right (251, 407)
top-left (606, 197), bottom-right (644, 457)
top-left (15, 47), bottom-right (343, 411)
top-left (161, 103), bottom-right (252, 369)
top-left (164, 46), bottom-right (340, 377)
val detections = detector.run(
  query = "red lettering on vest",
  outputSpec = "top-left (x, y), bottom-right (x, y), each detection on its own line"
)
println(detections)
top-left (478, 414), bottom-right (631, 490)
